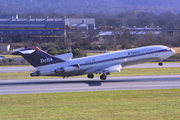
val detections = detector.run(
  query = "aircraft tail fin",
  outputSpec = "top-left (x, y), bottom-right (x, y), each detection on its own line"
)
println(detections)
top-left (12, 47), bottom-right (65, 67)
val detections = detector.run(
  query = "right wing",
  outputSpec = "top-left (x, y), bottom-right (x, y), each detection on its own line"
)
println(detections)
top-left (94, 64), bottom-right (122, 75)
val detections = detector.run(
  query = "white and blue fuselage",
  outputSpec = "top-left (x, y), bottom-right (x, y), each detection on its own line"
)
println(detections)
top-left (32, 45), bottom-right (174, 78)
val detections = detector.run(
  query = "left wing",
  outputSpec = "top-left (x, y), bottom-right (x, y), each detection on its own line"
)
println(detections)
top-left (94, 64), bottom-right (122, 75)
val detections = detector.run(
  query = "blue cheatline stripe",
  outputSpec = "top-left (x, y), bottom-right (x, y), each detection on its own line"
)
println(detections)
top-left (80, 49), bottom-right (169, 66)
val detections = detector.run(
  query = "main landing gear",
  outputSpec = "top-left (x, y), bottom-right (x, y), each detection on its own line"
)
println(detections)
top-left (87, 73), bottom-right (107, 80)
top-left (100, 74), bottom-right (107, 80)
top-left (158, 62), bottom-right (163, 66)
top-left (87, 74), bottom-right (94, 79)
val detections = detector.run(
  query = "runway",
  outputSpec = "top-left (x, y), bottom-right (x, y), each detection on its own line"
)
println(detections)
top-left (0, 75), bottom-right (180, 95)
top-left (0, 63), bottom-right (180, 73)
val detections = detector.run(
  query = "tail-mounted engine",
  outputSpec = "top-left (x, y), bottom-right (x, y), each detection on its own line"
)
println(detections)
top-left (54, 64), bottom-right (80, 73)
top-left (30, 69), bottom-right (53, 76)
top-left (30, 71), bottom-right (40, 76)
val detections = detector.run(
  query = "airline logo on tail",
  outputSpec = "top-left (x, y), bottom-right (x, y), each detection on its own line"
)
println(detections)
top-left (12, 47), bottom-right (65, 67)
top-left (40, 58), bottom-right (53, 63)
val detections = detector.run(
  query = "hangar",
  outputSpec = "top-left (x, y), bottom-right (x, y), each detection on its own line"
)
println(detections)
top-left (0, 16), bottom-right (65, 43)
top-left (65, 18), bottom-right (95, 30)
top-left (0, 15), bottom-right (95, 44)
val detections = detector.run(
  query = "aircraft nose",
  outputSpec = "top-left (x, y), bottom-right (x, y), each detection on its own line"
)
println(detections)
top-left (171, 49), bottom-right (175, 54)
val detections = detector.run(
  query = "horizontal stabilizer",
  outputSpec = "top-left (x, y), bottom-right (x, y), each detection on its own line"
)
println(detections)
top-left (54, 53), bottom-right (73, 61)
top-left (12, 47), bottom-right (65, 67)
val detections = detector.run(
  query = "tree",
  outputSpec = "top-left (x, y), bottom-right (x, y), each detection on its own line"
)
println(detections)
top-left (72, 48), bottom-right (86, 57)
top-left (47, 47), bottom-right (58, 55)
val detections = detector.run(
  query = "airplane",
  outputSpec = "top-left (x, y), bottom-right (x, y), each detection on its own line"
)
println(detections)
top-left (12, 45), bottom-right (174, 80)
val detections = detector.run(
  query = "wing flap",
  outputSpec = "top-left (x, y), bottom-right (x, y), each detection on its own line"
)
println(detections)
top-left (94, 64), bottom-right (122, 75)
top-left (104, 65), bottom-right (122, 73)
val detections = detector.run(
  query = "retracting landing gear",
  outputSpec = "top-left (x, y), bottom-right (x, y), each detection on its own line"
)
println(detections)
top-left (100, 74), bottom-right (107, 80)
top-left (158, 62), bottom-right (163, 66)
top-left (87, 74), bottom-right (94, 79)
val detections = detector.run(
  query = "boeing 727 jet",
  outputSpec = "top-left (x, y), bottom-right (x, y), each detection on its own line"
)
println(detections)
top-left (12, 45), bottom-right (174, 80)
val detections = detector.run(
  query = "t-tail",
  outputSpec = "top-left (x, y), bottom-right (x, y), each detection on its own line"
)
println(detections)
top-left (12, 47), bottom-right (65, 67)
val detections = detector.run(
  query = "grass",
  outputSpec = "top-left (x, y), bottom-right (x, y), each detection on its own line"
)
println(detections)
top-left (5, 53), bottom-right (100, 58)
top-left (0, 61), bottom-right (179, 67)
top-left (86, 53), bottom-right (101, 56)
top-left (0, 89), bottom-right (180, 119)
top-left (3, 55), bottom-right (22, 58)
top-left (0, 67), bottom-right (180, 80)
top-left (0, 65), bottom-right (31, 67)
top-left (170, 53), bottom-right (180, 59)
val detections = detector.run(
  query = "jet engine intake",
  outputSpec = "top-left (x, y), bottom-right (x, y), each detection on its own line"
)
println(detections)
top-left (30, 71), bottom-right (40, 77)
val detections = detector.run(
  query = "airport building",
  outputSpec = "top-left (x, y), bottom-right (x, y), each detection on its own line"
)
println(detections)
top-left (0, 15), bottom-right (65, 43)
top-left (65, 18), bottom-right (95, 30)
top-left (0, 14), bottom-right (95, 44)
